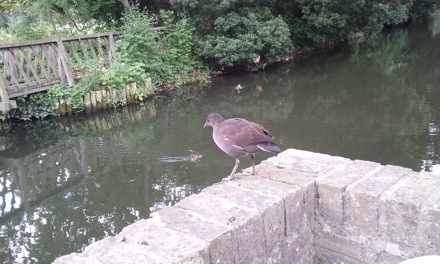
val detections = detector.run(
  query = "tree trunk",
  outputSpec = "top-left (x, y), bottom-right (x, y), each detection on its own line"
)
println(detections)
top-left (48, 9), bottom-right (58, 34)
top-left (118, 0), bottom-right (132, 12)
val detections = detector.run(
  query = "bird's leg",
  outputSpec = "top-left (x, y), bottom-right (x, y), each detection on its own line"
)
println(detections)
top-left (251, 154), bottom-right (256, 174)
top-left (241, 155), bottom-right (257, 175)
top-left (222, 158), bottom-right (240, 182)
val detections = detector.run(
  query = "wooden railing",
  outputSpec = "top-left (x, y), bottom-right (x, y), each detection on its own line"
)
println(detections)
top-left (0, 32), bottom-right (122, 112)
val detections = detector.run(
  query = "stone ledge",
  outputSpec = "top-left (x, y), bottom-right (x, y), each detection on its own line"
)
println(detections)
top-left (54, 149), bottom-right (440, 264)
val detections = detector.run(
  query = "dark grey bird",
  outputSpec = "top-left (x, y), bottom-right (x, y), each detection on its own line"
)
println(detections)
top-left (203, 113), bottom-right (281, 181)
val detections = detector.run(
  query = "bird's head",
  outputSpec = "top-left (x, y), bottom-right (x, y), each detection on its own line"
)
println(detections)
top-left (204, 113), bottom-right (225, 128)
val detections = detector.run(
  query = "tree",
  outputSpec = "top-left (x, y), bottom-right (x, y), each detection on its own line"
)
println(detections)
top-left (171, 0), bottom-right (293, 70)
top-left (118, 0), bottom-right (132, 12)
top-left (282, 0), bottom-right (440, 47)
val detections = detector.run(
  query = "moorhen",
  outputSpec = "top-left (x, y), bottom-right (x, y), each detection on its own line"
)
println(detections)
top-left (204, 113), bottom-right (281, 181)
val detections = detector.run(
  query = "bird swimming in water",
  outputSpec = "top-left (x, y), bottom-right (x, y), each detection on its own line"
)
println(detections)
top-left (204, 113), bottom-right (281, 181)
top-left (235, 84), bottom-right (243, 93)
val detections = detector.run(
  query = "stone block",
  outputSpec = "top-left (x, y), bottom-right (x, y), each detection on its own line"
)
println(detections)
top-left (54, 218), bottom-right (209, 264)
top-left (375, 250), bottom-right (406, 264)
top-left (257, 165), bottom-right (317, 188)
top-left (228, 175), bottom-right (304, 235)
top-left (251, 232), bottom-right (313, 264)
top-left (379, 172), bottom-right (440, 251)
top-left (117, 219), bottom-right (210, 263)
top-left (154, 206), bottom-right (237, 264)
top-left (317, 160), bottom-right (383, 226)
top-left (54, 235), bottom-right (170, 264)
top-left (254, 165), bottom-right (318, 237)
top-left (261, 149), bottom-right (348, 177)
top-left (277, 149), bottom-right (351, 166)
top-left (176, 192), bottom-right (264, 264)
top-left (314, 232), bottom-right (371, 264)
top-left (202, 182), bottom-right (284, 256)
top-left (315, 246), bottom-right (366, 264)
top-left (417, 184), bottom-right (440, 255)
top-left (345, 165), bottom-right (411, 235)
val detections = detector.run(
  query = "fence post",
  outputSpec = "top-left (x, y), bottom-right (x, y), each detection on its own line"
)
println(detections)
top-left (108, 33), bottom-right (117, 63)
top-left (0, 75), bottom-right (16, 112)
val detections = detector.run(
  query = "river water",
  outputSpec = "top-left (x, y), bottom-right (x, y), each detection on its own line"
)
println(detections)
top-left (1, 15), bottom-right (440, 263)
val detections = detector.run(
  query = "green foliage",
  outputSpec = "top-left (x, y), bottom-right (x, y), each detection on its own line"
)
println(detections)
top-left (116, 7), bottom-right (206, 86)
top-left (2, 9), bottom-right (52, 41)
top-left (105, 90), bottom-right (126, 108)
top-left (34, 0), bottom-right (124, 31)
top-left (0, 28), bottom-right (13, 43)
top-left (0, 0), bottom-right (122, 42)
top-left (48, 82), bottom-right (85, 111)
top-left (286, 0), bottom-right (440, 47)
top-left (116, 6), bottom-right (161, 75)
top-left (172, 1), bottom-right (292, 69)
top-left (100, 62), bottom-right (147, 90)
top-left (410, 0), bottom-right (440, 19)
top-left (13, 92), bottom-right (57, 120)
top-left (161, 10), bottom-right (199, 74)
top-left (130, 88), bottom-right (148, 101)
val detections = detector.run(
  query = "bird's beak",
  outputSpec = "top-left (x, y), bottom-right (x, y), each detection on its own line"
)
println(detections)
top-left (203, 122), bottom-right (207, 128)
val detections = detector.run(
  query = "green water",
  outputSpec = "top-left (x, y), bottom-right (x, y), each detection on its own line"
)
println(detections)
top-left (0, 15), bottom-right (440, 263)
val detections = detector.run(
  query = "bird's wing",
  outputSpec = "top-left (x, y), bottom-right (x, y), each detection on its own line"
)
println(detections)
top-left (219, 118), bottom-right (275, 148)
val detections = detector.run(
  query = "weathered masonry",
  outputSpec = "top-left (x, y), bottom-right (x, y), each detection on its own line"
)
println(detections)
top-left (54, 149), bottom-right (440, 263)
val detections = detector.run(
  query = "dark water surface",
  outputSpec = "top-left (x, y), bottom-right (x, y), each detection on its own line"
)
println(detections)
top-left (1, 15), bottom-right (440, 263)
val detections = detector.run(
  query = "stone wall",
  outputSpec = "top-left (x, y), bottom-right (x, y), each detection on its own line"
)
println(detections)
top-left (54, 149), bottom-right (440, 263)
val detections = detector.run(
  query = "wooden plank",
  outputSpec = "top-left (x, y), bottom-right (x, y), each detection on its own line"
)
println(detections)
top-left (78, 39), bottom-right (91, 64)
top-left (108, 34), bottom-right (116, 63)
top-left (68, 41), bottom-right (81, 63)
top-left (87, 39), bottom-right (99, 62)
top-left (0, 74), bottom-right (11, 104)
top-left (16, 48), bottom-right (26, 80)
top-left (96, 36), bottom-right (106, 62)
top-left (19, 47), bottom-right (41, 83)
top-left (43, 44), bottom-right (59, 76)
top-left (3, 50), bottom-right (20, 85)
top-left (0, 39), bottom-right (57, 49)
top-left (0, 31), bottom-right (124, 49)
top-left (30, 45), bottom-right (52, 81)
top-left (56, 39), bottom-right (74, 86)
top-left (0, 102), bottom-right (11, 111)
top-left (9, 82), bottom-right (56, 98)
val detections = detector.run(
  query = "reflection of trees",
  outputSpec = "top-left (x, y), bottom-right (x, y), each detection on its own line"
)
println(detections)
top-left (0, 102), bottom-right (216, 263)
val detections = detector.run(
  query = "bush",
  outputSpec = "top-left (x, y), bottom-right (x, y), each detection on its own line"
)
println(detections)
top-left (172, 1), bottom-right (293, 70)
top-left (116, 7), bottom-right (163, 81)
top-left (288, 0), bottom-right (440, 47)
top-left (160, 10), bottom-right (199, 74)
top-left (116, 7), bottom-right (206, 85)
top-left (100, 63), bottom-right (147, 90)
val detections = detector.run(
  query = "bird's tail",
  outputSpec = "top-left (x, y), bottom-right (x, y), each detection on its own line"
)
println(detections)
top-left (258, 143), bottom-right (281, 155)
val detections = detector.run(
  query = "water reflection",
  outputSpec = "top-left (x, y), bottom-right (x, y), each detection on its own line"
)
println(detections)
top-left (421, 121), bottom-right (440, 171)
top-left (0, 105), bottom-right (211, 263)
top-left (0, 14), bottom-right (440, 263)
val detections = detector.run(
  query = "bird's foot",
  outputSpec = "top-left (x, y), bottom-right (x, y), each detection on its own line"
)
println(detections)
top-left (241, 168), bottom-right (256, 175)
top-left (221, 175), bottom-right (234, 182)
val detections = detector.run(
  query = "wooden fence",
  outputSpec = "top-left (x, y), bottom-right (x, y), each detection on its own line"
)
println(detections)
top-left (0, 31), bottom-right (125, 112)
